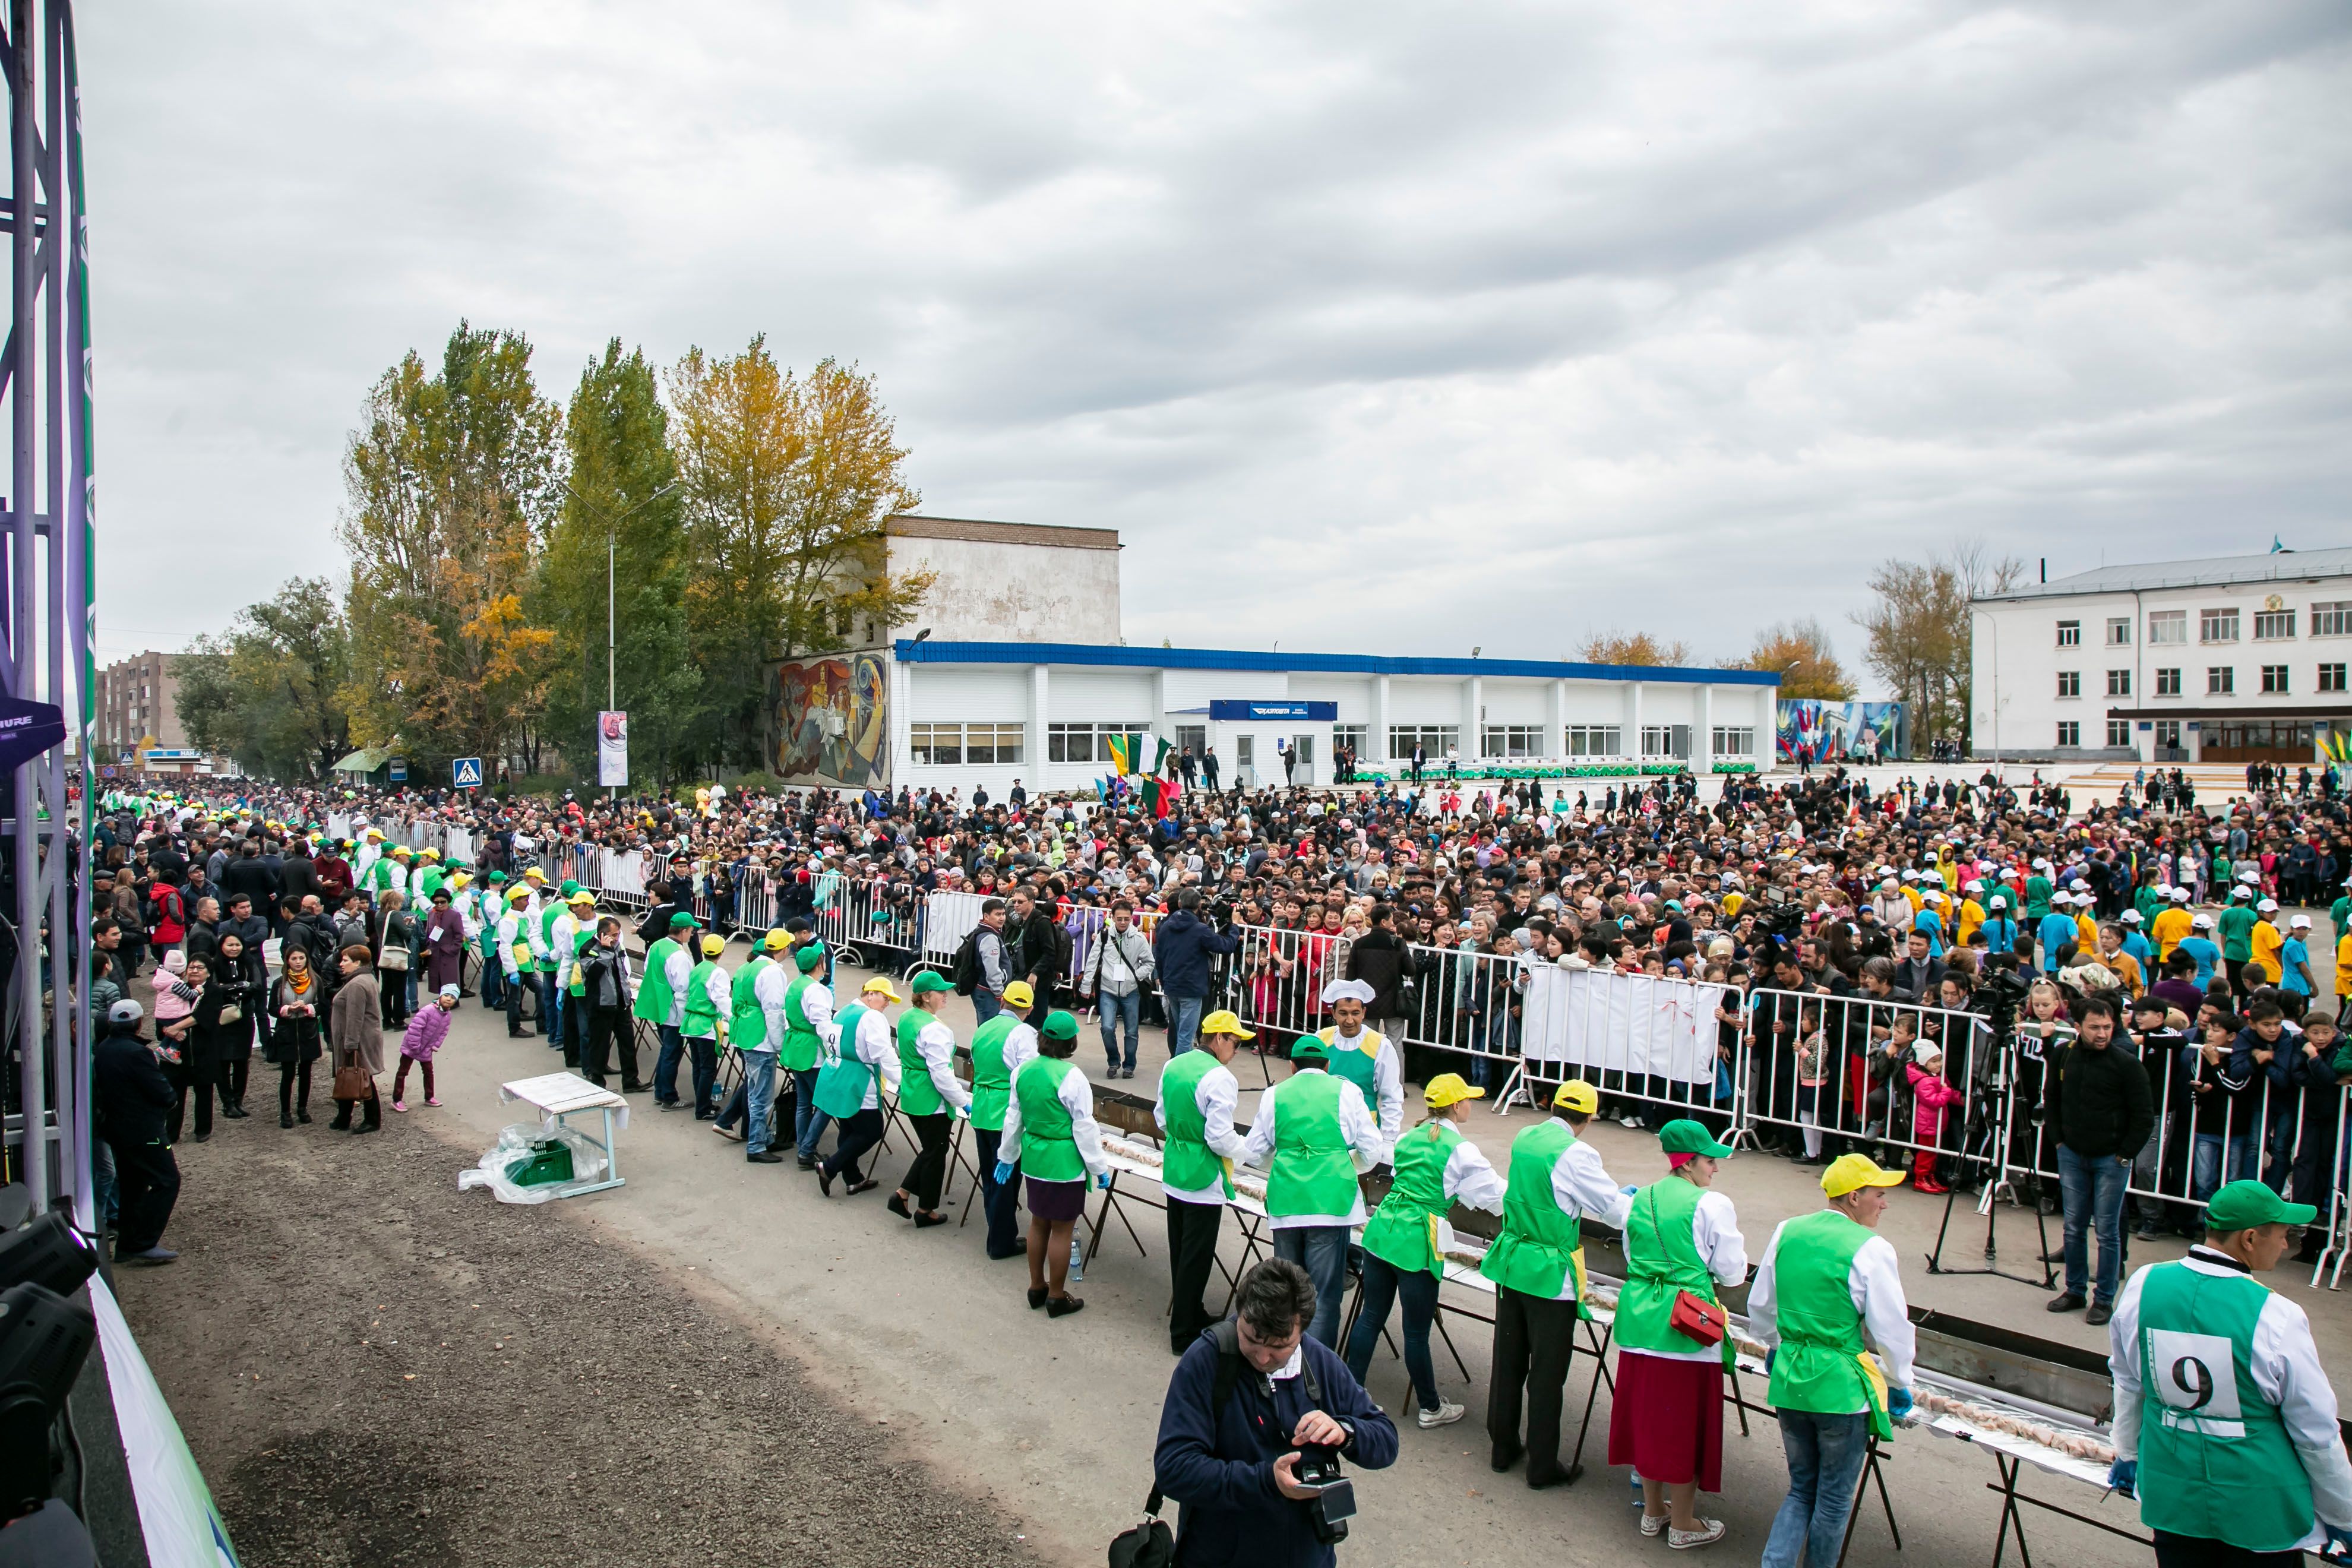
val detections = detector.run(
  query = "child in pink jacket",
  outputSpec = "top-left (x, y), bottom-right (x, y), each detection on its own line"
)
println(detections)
top-left (1905, 1039), bottom-right (1964, 1194)
top-left (392, 983), bottom-right (457, 1111)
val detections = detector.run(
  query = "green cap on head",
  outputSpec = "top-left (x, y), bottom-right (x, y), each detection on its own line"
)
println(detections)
top-left (1041, 1010), bottom-right (1080, 1042)
top-left (1289, 1037), bottom-right (1328, 1061)
top-left (794, 942), bottom-right (826, 972)
top-left (1658, 1118), bottom-right (1734, 1158)
top-left (559, 879), bottom-right (581, 898)
top-left (669, 912), bottom-right (697, 930)
top-left (2205, 1178), bottom-right (2316, 1232)
top-left (911, 971), bottom-right (954, 995)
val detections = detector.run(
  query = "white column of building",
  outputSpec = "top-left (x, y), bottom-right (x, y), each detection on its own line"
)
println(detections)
top-left (1699, 685), bottom-right (1715, 776)
top-left (1755, 688), bottom-right (1775, 773)
top-left (889, 656), bottom-right (913, 789)
top-left (1549, 679), bottom-right (1568, 760)
top-left (1029, 665), bottom-right (1049, 780)
top-left (1626, 681), bottom-right (1645, 764)
top-left (1463, 675), bottom-right (1482, 762)
top-left (1372, 675), bottom-right (1391, 764)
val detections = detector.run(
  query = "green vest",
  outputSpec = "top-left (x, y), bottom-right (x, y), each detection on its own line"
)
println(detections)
top-left (1614, 1175), bottom-right (1727, 1361)
top-left (634, 937), bottom-right (680, 1023)
top-left (814, 1002), bottom-right (878, 1118)
top-left (566, 931), bottom-right (594, 996)
top-left (1013, 1056), bottom-right (1084, 1181)
top-left (416, 867), bottom-right (446, 901)
top-left (1318, 1026), bottom-right (1382, 1108)
top-left (1362, 1120), bottom-right (1459, 1276)
top-left (731, 957), bottom-right (771, 1052)
top-left (1266, 1071), bottom-right (1359, 1219)
top-left (1158, 1048), bottom-right (1232, 1199)
top-left (897, 1010), bottom-right (944, 1116)
top-left (1766, 1210), bottom-right (1888, 1432)
top-left (970, 1014), bottom-right (1022, 1134)
top-left (682, 959), bottom-right (724, 1038)
top-left (2135, 1260), bottom-right (2312, 1552)
top-left (1481, 1120), bottom-right (1582, 1301)
top-left (536, 905), bottom-right (562, 971)
top-left (780, 975), bottom-right (823, 1071)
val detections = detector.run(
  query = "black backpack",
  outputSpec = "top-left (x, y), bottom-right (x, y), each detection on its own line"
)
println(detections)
top-left (951, 928), bottom-right (982, 996)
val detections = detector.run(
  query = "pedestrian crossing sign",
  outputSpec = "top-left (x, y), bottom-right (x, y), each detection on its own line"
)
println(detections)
top-left (453, 756), bottom-right (483, 788)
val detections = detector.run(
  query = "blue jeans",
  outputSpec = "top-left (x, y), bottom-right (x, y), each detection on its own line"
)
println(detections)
top-left (972, 988), bottom-right (1003, 1026)
top-left (1099, 988), bottom-right (1142, 1071)
top-left (975, 1127), bottom-right (1023, 1257)
top-left (545, 976), bottom-right (564, 1051)
top-left (2193, 1132), bottom-right (2255, 1201)
top-left (1167, 994), bottom-right (1206, 1057)
top-left (1762, 1409), bottom-right (1871, 1568)
top-left (791, 1067), bottom-right (827, 1159)
top-left (481, 952), bottom-right (504, 1010)
top-left (652, 1025), bottom-right (686, 1101)
top-left (739, 1049), bottom-right (777, 1155)
top-left (1273, 1225), bottom-right (1349, 1347)
top-left (2057, 1143), bottom-right (2130, 1305)
top-left (1343, 1251), bottom-right (1441, 1414)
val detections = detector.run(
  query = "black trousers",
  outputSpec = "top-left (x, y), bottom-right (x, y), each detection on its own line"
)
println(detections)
top-left (1488, 1285), bottom-right (1579, 1481)
top-left (584, 1006), bottom-right (633, 1084)
top-left (172, 1054), bottom-right (220, 1142)
top-left (823, 1107), bottom-right (885, 1183)
top-left (109, 1136), bottom-right (180, 1254)
top-left (901, 1111), bottom-right (951, 1209)
top-left (223, 1052), bottom-right (251, 1108)
top-left (1166, 1197), bottom-right (1225, 1353)
top-left (2152, 1531), bottom-right (2303, 1567)
top-left (279, 1060), bottom-right (314, 1117)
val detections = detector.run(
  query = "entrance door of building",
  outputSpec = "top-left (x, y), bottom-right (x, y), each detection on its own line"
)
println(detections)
top-left (2200, 719), bottom-right (2318, 764)
top-left (1235, 735), bottom-right (1254, 786)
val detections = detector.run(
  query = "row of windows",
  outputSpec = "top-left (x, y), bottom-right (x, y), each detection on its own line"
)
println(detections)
top-left (913, 721), bottom-right (1765, 766)
top-left (2057, 663), bottom-right (2348, 698)
top-left (2059, 718), bottom-right (2333, 750)
top-left (909, 722), bottom-right (1026, 766)
top-left (2057, 602), bottom-right (2352, 647)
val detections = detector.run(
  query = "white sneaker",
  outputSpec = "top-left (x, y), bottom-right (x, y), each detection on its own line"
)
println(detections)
top-left (1639, 1513), bottom-right (1667, 1537)
top-left (1620, 1114), bottom-right (1644, 1128)
top-left (1668, 1519), bottom-right (1726, 1550)
top-left (1417, 1399), bottom-right (1466, 1428)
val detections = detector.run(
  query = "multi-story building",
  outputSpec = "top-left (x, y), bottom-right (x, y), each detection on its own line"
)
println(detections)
top-left (1971, 546), bottom-right (2352, 765)
top-left (93, 651), bottom-right (216, 774)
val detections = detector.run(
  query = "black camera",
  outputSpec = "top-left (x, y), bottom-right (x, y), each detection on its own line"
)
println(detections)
top-left (1293, 1444), bottom-right (1355, 1544)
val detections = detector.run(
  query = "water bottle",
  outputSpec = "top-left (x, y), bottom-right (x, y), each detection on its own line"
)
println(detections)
top-left (1068, 1233), bottom-right (1086, 1282)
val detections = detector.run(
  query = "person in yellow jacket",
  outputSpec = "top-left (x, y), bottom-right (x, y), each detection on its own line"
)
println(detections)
top-left (2152, 887), bottom-right (2194, 962)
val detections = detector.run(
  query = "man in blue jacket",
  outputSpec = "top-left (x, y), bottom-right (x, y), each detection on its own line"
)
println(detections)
top-left (1153, 1259), bottom-right (1398, 1567)
top-left (1152, 889), bottom-right (1243, 1055)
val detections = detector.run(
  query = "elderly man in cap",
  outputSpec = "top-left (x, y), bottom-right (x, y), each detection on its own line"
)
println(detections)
top-left (1752, 1153), bottom-right (1917, 1568)
top-left (2107, 1179), bottom-right (2352, 1566)
top-left (1484, 1079), bottom-right (1634, 1487)
top-left (1310, 976), bottom-right (1405, 1158)
top-left (1155, 1009), bottom-right (1257, 1351)
top-left (1240, 1033), bottom-right (1387, 1346)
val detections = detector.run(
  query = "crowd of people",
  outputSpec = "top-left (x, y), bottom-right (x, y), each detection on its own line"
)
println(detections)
top-left (72, 756), bottom-right (2352, 1564)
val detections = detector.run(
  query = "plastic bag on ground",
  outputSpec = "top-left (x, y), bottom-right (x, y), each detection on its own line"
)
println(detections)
top-left (458, 1120), bottom-right (612, 1205)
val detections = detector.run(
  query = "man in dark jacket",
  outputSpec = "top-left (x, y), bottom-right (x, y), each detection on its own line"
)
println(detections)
top-left (1004, 887), bottom-right (1066, 1019)
top-left (217, 840), bottom-right (280, 920)
top-left (1153, 889), bottom-right (1243, 1054)
top-left (2044, 995), bottom-right (2153, 1323)
top-left (1343, 904), bottom-right (1411, 1038)
top-left (277, 840), bottom-right (325, 913)
top-left (1153, 1259), bottom-right (1398, 1568)
top-left (94, 998), bottom-right (181, 1264)
top-left (217, 892), bottom-right (271, 956)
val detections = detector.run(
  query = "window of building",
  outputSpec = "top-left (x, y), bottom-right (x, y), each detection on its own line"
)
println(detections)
top-left (2056, 721), bottom-right (2081, 748)
top-left (2106, 617), bottom-right (2131, 646)
top-left (2055, 619), bottom-right (2081, 647)
top-left (1330, 723), bottom-right (1366, 760)
top-left (1174, 723), bottom-right (1207, 760)
top-left (909, 723), bottom-right (962, 766)
top-left (2255, 609), bottom-right (2295, 641)
top-left (1711, 726), bottom-right (1754, 756)
top-left (2106, 719), bottom-right (2131, 747)
top-left (1047, 722), bottom-right (1095, 763)
top-left (2313, 602), bottom-right (2352, 637)
top-left (2106, 669), bottom-right (2130, 697)
top-left (2321, 663), bottom-right (2348, 693)
top-left (2208, 666), bottom-right (2236, 696)
top-left (1387, 725), bottom-right (1459, 758)
top-left (2201, 608), bottom-right (2239, 643)
top-left (964, 723), bottom-right (1025, 766)
top-left (1640, 724), bottom-right (1690, 759)
top-left (2056, 671), bottom-right (2081, 698)
top-left (1564, 725), bottom-right (1623, 756)
top-left (1480, 724), bottom-right (1542, 758)
top-left (2155, 667), bottom-right (2182, 697)
top-left (2148, 610), bottom-right (2187, 645)
top-left (2155, 720), bottom-right (2181, 750)
top-left (2262, 664), bottom-right (2290, 694)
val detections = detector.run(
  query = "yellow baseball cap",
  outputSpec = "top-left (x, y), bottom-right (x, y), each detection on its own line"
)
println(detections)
top-left (1425, 1073), bottom-right (1485, 1108)
top-left (700, 933), bottom-right (725, 956)
top-left (761, 928), bottom-right (792, 952)
top-left (1001, 979), bottom-right (1035, 1009)
top-left (1822, 1153), bottom-right (1907, 1199)
top-left (862, 976), bottom-right (903, 1003)
top-left (1552, 1079), bottom-right (1598, 1115)
top-left (1200, 1009), bottom-right (1256, 1039)
top-left (522, 867), bottom-right (546, 883)
top-left (568, 890), bottom-right (596, 907)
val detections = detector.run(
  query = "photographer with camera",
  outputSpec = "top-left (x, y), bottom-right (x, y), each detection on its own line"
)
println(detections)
top-left (1150, 1257), bottom-right (1398, 1567)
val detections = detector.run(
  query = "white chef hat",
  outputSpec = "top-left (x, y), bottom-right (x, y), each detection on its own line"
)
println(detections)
top-left (1320, 978), bottom-right (1377, 1006)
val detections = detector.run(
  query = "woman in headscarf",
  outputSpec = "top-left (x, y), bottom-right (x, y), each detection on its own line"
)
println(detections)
top-left (421, 886), bottom-right (468, 995)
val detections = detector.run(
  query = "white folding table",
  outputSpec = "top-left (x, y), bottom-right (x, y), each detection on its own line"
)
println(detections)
top-left (498, 1071), bottom-right (631, 1197)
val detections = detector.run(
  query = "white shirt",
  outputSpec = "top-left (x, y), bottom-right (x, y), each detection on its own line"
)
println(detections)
top-left (911, 1016), bottom-right (970, 1114)
top-left (1238, 1071), bottom-right (1385, 1229)
top-left (2109, 1247), bottom-right (2352, 1543)
top-left (756, 965), bottom-right (825, 1055)
top-left (684, 962), bottom-right (728, 1041)
top-left (1431, 1135), bottom-right (1508, 1215)
top-left (1510, 1137), bottom-right (1640, 1304)
top-left (1749, 1216), bottom-right (1918, 1399)
top-left (1625, 1187), bottom-right (1749, 1358)
top-left (826, 1004), bottom-right (900, 1112)
top-left (1326, 1027), bottom-right (1406, 1157)
top-left (999, 1060), bottom-right (1108, 1181)
top-left (1153, 1057), bottom-right (1251, 1206)
top-left (495, 910), bottom-right (526, 978)
top-left (662, 947), bottom-right (691, 1028)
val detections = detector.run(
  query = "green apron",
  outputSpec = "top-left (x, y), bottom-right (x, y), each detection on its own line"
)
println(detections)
top-left (897, 1010), bottom-right (943, 1115)
top-left (1614, 1175), bottom-right (1729, 1362)
top-left (1266, 1072), bottom-right (1357, 1219)
top-left (780, 975), bottom-right (822, 1071)
top-left (1481, 1120), bottom-right (1583, 1304)
top-left (1013, 1056), bottom-right (1084, 1181)
top-left (814, 1001), bottom-right (879, 1118)
top-left (970, 1014), bottom-right (1021, 1134)
top-left (730, 957), bottom-right (771, 1052)
top-left (1158, 1048), bottom-right (1232, 1199)
top-left (1766, 1210), bottom-right (1892, 1439)
top-left (1361, 1120), bottom-right (1459, 1276)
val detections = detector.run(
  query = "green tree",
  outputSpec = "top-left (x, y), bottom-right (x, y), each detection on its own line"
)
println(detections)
top-left (538, 340), bottom-right (700, 787)
top-left (173, 577), bottom-right (354, 779)
top-left (339, 323), bottom-right (561, 772)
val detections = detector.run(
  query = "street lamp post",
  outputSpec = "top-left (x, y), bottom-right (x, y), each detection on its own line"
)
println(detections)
top-left (559, 479), bottom-right (678, 796)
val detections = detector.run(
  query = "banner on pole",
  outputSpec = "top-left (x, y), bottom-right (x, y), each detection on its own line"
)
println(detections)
top-left (597, 711), bottom-right (629, 787)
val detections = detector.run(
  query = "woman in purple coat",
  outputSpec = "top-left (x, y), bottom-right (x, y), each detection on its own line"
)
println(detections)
top-left (421, 887), bottom-right (468, 994)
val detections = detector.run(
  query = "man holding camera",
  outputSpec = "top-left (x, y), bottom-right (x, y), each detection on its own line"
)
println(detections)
top-left (1152, 1258), bottom-right (1398, 1567)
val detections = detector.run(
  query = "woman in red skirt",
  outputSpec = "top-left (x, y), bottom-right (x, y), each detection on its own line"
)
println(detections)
top-left (1607, 1118), bottom-right (1750, 1549)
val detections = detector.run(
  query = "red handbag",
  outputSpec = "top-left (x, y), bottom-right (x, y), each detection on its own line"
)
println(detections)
top-left (1670, 1289), bottom-right (1728, 1346)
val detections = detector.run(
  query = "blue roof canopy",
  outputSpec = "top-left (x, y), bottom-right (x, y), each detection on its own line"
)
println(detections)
top-left (892, 639), bottom-right (1776, 687)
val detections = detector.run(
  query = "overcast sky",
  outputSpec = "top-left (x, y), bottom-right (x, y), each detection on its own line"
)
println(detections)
top-left (84, 2), bottom-right (2352, 683)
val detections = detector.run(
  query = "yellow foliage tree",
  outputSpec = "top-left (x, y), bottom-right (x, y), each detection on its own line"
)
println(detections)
top-left (1743, 617), bottom-right (1855, 700)
top-left (1578, 630), bottom-right (1692, 667)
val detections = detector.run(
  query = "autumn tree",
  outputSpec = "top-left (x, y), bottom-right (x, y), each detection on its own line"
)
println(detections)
top-left (1852, 543), bottom-right (2025, 747)
top-left (175, 578), bottom-right (355, 780)
top-left (1578, 630), bottom-right (1692, 667)
top-left (1743, 617), bottom-right (1855, 701)
top-left (339, 323), bottom-right (561, 772)
top-left (669, 342), bottom-right (932, 763)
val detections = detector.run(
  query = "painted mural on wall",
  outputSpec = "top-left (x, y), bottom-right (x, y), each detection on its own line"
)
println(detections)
top-left (1776, 699), bottom-right (1907, 763)
top-left (769, 652), bottom-right (889, 786)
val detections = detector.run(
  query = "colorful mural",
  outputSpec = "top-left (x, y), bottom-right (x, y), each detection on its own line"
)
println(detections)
top-left (769, 652), bottom-right (889, 786)
top-left (1776, 699), bottom-right (1907, 763)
